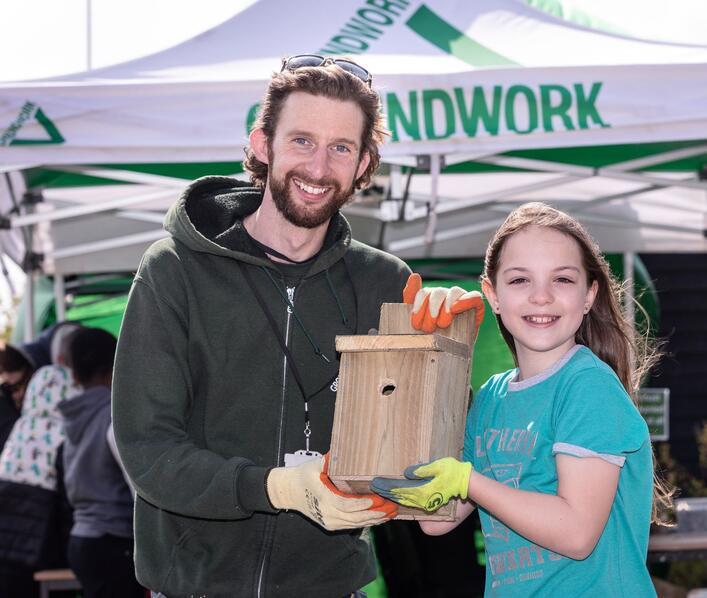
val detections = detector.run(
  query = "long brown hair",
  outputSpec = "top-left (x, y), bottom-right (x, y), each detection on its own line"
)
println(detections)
top-left (482, 202), bottom-right (673, 523)
top-left (243, 62), bottom-right (387, 190)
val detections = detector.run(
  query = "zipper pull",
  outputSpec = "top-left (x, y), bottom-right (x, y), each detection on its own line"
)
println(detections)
top-left (286, 286), bottom-right (295, 314)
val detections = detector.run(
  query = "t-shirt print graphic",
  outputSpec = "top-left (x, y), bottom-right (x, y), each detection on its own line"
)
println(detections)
top-left (482, 462), bottom-right (522, 543)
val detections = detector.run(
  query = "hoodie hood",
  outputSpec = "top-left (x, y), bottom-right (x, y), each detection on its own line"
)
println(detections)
top-left (58, 386), bottom-right (110, 445)
top-left (165, 176), bottom-right (352, 278)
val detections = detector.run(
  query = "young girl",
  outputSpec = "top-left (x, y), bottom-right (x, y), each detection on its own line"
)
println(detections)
top-left (373, 202), bottom-right (671, 596)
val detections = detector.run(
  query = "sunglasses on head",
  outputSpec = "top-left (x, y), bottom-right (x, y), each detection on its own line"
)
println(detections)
top-left (281, 54), bottom-right (373, 86)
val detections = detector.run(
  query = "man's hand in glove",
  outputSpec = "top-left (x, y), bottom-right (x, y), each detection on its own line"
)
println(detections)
top-left (267, 453), bottom-right (398, 530)
top-left (403, 273), bottom-right (485, 334)
top-left (370, 457), bottom-right (472, 512)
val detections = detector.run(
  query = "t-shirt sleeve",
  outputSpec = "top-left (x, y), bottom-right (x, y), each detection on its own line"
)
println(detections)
top-left (463, 382), bottom-right (488, 466)
top-left (552, 366), bottom-right (649, 467)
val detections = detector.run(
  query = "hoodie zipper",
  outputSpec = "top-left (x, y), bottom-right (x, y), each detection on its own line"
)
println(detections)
top-left (256, 284), bottom-right (295, 598)
top-left (277, 286), bottom-right (296, 459)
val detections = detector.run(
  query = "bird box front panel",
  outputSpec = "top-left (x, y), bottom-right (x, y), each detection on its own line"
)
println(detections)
top-left (329, 348), bottom-right (437, 479)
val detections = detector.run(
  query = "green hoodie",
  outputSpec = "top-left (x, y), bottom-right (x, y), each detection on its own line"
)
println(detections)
top-left (113, 176), bottom-right (410, 597)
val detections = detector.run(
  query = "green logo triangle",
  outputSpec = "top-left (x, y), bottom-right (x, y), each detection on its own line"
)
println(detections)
top-left (10, 106), bottom-right (65, 146)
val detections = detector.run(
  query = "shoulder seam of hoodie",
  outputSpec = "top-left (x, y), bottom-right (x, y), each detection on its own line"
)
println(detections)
top-left (133, 276), bottom-right (188, 330)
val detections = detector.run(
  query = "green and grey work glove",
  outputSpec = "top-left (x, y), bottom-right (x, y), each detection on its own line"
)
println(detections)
top-left (266, 453), bottom-right (398, 531)
top-left (371, 457), bottom-right (472, 512)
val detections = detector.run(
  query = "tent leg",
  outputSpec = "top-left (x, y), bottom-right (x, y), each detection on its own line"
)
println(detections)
top-left (623, 251), bottom-right (635, 330)
top-left (0, 253), bottom-right (16, 298)
top-left (22, 196), bottom-right (38, 342)
top-left (424, 154), bottom-right (441, 248)
top-left (389, 164), bottom-right (403, 200)
top-left (24, 270), bottom-right (34, 342)
top-left (54, 274), bottom-right (66, 322)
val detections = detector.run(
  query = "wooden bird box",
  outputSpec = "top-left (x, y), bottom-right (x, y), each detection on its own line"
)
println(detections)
top-left (328, 303), bottom-right (478, 520)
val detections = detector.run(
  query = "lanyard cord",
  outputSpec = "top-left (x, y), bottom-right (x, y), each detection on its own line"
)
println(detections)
top-left (260, 266), bottom-right (331, 363)
top-left (325, 268), bottom-right (349, 327)
top-left (238, 262), bottom-right (353, 448)
top-left (237, 262), bottom-right (312, 398)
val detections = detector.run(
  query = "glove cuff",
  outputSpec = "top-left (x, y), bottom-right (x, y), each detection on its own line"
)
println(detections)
top-left (460, 461), bottom-right (473, 501)
top-left (266, 466), bottom-right (291, 510)
top-left (264, 467), bottom-right (277, 510)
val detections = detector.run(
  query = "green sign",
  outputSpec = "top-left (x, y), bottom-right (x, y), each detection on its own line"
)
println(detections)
top-left (384, 82), bottom-right (609, 142)
top-left (638, 388), bottom-right (669, 441)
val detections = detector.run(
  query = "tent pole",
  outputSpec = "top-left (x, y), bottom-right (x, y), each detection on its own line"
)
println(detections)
top-left (11, 188), bottom-right (175, 228)
top-left (23, 270), bottom-right (34, 342)
top-left (86, 0), bottom-right (93, 71)
top-left (623, 252), bottom-right (635, 331)
top-left (48, 229), bottom-right (167, 260)
top-left (389, 164), bottom-right (403, 200)
top-left (424, 154), bottom-right (441, 248)
top-left (54, 274), bottom-right (66, 322)
top-left (21, 195), bottom-right (38, 342)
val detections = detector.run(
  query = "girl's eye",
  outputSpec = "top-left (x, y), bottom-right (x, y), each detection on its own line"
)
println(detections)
top-left (555, 277), bottom-right (575, 284)
top-left (508, 278), bottom-right (528, 285)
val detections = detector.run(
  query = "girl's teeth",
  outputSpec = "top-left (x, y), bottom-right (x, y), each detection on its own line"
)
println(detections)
top-left (527, 316), bottom-right (557, 324)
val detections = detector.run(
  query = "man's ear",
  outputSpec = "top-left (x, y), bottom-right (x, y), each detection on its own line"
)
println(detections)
top-left (249, 128), bottom-right (270, 164)
top-left (355, 151), bottom-right (371, 181)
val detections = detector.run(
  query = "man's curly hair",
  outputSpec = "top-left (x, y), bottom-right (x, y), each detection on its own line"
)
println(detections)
top-left (243, 63), bottom-right (388, 190)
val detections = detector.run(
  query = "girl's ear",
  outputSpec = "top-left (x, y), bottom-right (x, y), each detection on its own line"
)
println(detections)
top-left (585, 279), bottom-right (599, 313)
top-left (249, 128), bottom-right (269, 164)
top-left (482, 279), bottom-right (500, 314)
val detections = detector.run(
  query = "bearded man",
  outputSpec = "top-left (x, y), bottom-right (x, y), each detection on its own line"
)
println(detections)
top-left (113, 57), bottom-right (411, 598)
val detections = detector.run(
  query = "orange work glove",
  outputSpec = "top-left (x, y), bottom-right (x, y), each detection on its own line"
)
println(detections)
top-left (403, 273), bottom-right (485, 334)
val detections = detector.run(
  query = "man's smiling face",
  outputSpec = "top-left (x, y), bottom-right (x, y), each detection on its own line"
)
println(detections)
top-left (261, 91), bottom-right (370, 229)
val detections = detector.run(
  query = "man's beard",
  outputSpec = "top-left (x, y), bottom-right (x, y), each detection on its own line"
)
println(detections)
top-left (269, 169), bottom-right (356, 229)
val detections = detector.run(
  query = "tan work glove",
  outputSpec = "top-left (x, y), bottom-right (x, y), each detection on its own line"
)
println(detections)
top-left (266, 453), bottom-right (398, 531)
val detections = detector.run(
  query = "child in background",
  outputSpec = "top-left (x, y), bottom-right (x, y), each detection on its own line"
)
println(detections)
top-left (373, 202), bottom-right (672, 596)
top-left (0, 322), bottom-right (81, 598)
top-left (0, 323), bottom-right (82, 489)
top-left (59, 327), bottom-right (143, 598)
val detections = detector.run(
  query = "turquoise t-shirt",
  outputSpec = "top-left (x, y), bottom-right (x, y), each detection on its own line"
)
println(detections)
top-left (463, 345), bottom-right (655, 597)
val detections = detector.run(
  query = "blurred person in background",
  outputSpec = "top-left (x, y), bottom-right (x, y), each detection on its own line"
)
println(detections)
top-left (0, 343), bottom-right (36, 445)
top-left (0, 322), bottom-right (81, 597)
top-left (59, 327), bottom-right (143, 598)
top-left (0, 321), bottom-right (83, 438)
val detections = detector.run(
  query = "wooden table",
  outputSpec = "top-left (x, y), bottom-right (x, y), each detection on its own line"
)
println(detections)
top-left (33, 569), bottom-right (82, 598)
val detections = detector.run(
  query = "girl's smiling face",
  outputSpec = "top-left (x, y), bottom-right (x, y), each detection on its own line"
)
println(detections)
top-left (482, 225), bottom-right (598, 379)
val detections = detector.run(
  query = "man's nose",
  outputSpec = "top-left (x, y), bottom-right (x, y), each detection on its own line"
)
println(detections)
top-left (304, 146), bottom-right (330, 180)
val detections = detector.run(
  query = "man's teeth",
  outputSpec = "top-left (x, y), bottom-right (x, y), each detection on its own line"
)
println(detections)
top-left (525, 315), bottom-right (558, 324)
top-left (295, 180), bottom-right (327, 195)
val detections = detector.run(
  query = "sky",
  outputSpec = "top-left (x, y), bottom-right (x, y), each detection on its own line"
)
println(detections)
top-left (0, 0), bottom-right (256, 82)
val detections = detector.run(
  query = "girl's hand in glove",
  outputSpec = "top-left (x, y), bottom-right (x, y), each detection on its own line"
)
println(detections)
top-left (370, 457), bottom-right (472, 512)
